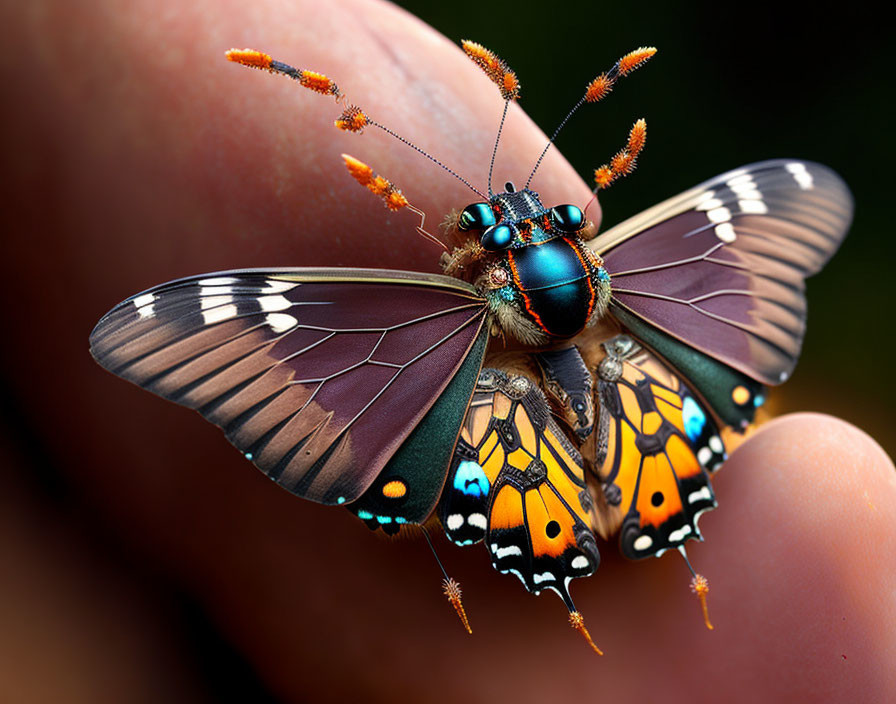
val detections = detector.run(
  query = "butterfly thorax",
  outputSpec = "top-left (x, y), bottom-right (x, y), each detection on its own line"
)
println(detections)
top-left (444, 183), bottom-right (611, 345)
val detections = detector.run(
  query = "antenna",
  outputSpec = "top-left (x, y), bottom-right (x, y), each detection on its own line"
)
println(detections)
top-left (341, 154), bottom-right (448, 250)
top-left (593, 118), bottom-right (647, 190)
top-left (226, 48), bottom-right (485, 199)
top-left (421, 526), bottom-right (472, 634)
top-left (461, 41), bottom-right (520, 197)
top-left (525, 47), bottom-right (656, 189)
top-left (488, 102), bottom-right (510, 197)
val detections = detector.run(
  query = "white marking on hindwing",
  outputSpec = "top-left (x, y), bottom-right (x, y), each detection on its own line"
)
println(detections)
top-left (633, 535), bottom-right (653, 552)
top-left (533, 571), bottom-right (555, 585)
top-left (571, 555), bottom-right (590, 570)
top-left (467, 513), bottom-right (488, 530)
top-left (693, 507), bottom-right (712, 533)
top-left (697, 446), bottom-right (713, 466)
top-left (446, 514), bottom-right (464, 531)
top-left (688, 486), bottom-right (713, 504)
top-left (494, 544), bottom-right (523, 559)
top-left (668, 525), bottom-right (692, 542)
top-left (266, 313), bottom-right (298, 333)
top-left (709, 435), bottom-right (724, 453)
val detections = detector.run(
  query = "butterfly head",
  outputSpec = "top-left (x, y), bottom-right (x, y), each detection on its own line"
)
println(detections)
top-left (458, 183), bottom-right (585, 251)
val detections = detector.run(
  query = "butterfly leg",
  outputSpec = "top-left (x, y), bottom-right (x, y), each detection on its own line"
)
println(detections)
top-left (439, 239), bottom-right (485, 280)
top-left (679, 545), bottom-right (714, 630)
top-left (534, 345), bottom-right (595, 440)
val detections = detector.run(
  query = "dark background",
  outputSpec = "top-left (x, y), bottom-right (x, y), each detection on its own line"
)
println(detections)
top-left (401, 0), bottom-right (895, 450)
top-left (1, 1), bottom-right (892, 701)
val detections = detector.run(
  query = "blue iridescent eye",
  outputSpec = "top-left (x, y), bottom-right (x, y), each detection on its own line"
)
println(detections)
top-left (481, 223), bottom-right (514, 251)
top-left (458, 202), bottom-right (497, 231)
top-left (550, 204), bottom-right (584, 232)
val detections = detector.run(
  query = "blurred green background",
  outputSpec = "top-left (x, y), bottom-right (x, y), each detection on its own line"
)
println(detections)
top-left (397, 0), bottom-right (895, 456)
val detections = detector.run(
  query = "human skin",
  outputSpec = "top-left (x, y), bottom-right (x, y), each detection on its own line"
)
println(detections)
top-left (2, 0), bottom-right (895, 702)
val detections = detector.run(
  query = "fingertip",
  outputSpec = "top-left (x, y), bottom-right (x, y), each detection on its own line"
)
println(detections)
top-left (704, 412), bottom-right (896, 698)
top-left (723, 412), bottom-right (895, 510)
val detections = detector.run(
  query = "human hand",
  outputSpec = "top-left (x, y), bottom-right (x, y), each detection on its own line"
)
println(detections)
top-left (2, 0), bottom-right (893, 701)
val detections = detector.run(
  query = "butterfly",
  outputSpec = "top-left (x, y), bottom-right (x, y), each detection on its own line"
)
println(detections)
top-left (89, 41), bottom-right (852, 653)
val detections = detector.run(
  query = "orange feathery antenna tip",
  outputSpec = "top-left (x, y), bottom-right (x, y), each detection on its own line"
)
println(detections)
top-left (593, 165), bottom-right (614, 189)
top-left (225, 48), bottom-right (273, 69)
top-left (385, 190), bottom-right (409, 211)
top-left (227, 49), bottom-right (341, 99)
top-left (569, 611), bottom-right (604, 656)
top-left (593, 118), bottom-right (648, 190)
top-left (610, 151), bottom-right (636, 176)
top-left (298, 70), bottom-right (339, 96)
top-left (628, 118), bottom-right (647, 155)
top-left (341, 154), bottom-right (373, 185)
top-left (461, 39), bottom-right (520, 101)
top-left (585, 74), bottom-right (614, 103)
top-left (690, 574), bottom-right (714, 630)
top-left (461, 40), bottom-right (501, 73)
top-left (618, 46), bottom-right (658, 75)
top-left (370, 175), bottom-right (392, 196)
top-left (335, 106), bottom-right (369, 132)
top-left (443, 578), bottom-right (472, 635)
top-left (340, 154), bottom-right (408, 212)
top-left (584, 47), bottom-right (656, 103)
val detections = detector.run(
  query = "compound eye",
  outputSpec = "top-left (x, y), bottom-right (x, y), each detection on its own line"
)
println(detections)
top-left (550, 204), bottom-right (585, 233)
top-left (458, 202), bottom-right (497, 231)
top-left (481, 223), bottom-right (515, 251)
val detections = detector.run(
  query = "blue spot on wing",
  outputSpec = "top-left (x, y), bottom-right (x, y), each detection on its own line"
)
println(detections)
top-left (453, 460), bottom-right (490, 498)
top-left (682, 396), bottom-right (707, 442)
